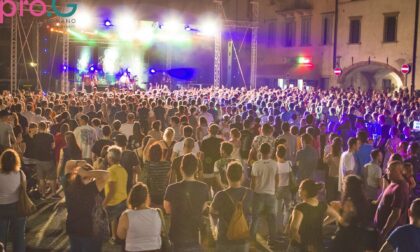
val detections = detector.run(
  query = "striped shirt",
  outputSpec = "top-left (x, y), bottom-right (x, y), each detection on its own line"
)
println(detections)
top-left (144, 161), bottom-right (171, 196)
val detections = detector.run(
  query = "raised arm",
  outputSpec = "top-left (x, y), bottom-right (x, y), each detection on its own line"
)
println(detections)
top-left (77, 167), bottom-right (110, 191)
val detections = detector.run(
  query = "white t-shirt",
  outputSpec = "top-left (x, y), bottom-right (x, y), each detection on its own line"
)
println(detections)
top-left (252, 159), bottom-right (279, 195)
top-left (200, 112), bottom-right (214, 124)
top-left (73, 125), bottom-right (98, 159)
top-left (0, 171), bottom-right (23, 204)
top-left (338, 151), bottom-right (356, 192)
top-left (364, 162), bottom-right (382, 188)
top-left (120, 123), bottom-right (134, 137)
top-left (172, 140), bottom-right (200, 158)
top-left (277, 161), bottom-right (292, 187)
top-left (125, 209), bottom-right (162, 252)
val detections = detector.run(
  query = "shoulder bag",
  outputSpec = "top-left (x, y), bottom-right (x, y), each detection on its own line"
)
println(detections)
top-left (156, 208), bottom-right (172, 252)
top-left (17, 170), bottom-right (37, 217)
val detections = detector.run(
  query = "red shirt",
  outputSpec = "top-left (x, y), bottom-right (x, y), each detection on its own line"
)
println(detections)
top-left (374, 180), bottom-right (409, 231)
top-left (54, 133), bottom-right (66, 163)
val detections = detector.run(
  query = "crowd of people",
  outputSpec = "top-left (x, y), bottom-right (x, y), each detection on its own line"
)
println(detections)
top-left (0, 85), bottom-right (419, 252)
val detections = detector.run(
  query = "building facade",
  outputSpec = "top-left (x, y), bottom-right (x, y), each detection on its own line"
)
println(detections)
top-left (256, 0), bottom-right (420, 91)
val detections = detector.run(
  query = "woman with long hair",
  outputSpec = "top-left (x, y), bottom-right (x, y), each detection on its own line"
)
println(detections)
top-left (147, 121), bottom-right (163, 141)
top-left (288, 179), bottom-right (342, 252)
top-left (44, 108), bottom-right (55, 124)
top-left (13, 125), bottom-right (25, 157)
top-left (128, 122), bottom-right (144, 151)
top-left (57, 132), bottom-right (82, 185)
top-left (64, 161), bottom-right (109, 252)
top-left (229, 128), bottom-right (242, 160)
top-left (0, 149), bottom-right (26, 252)
top-left (325, 137), bottom-right (342, 202)
top-left (144, 143), bottom-right (170, 206)
top-left (188, 107), bottom-right (198, 137)
top-left (93, 145), bottom-right (110, 171)
top-left (219, 115), bottom-right (231, 141)
top-left (159, 127), bottom-right (175, 162)
top-left (328, 175), bottom-right (375, 252)
top-left (99, 103), bottom-right (109, 124)
top-left (196, 116), bottom-right (209, 143)
top-left (117, 183), bottom-right (163, 252)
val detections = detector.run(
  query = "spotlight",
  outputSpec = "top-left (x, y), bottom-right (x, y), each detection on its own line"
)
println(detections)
top-left (29, 62), bottom-right (38, 67)
top-left (62, 65), bottom-right (68, 71)
top-left (104, 19), bottom-right (112, 27)
top-left (161, 18), bottom-right (183, 32)
top-left (89, 66), bottom-right (95, 72)
top-left (199, 19), bottom-right (221, 37)
top-left (149, 68), bottom-right (157, 74)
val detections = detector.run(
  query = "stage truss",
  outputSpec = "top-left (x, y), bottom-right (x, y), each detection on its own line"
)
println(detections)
top-left (10, 1), bottom-right (260, 91)
top-left (214, 0), bottom-right (259, 90)
top-left (9, 3), bottom-right (66, 92)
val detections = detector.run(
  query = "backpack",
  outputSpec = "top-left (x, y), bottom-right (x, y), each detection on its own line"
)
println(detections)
top-left (225, 191), bottom-right (249, 241)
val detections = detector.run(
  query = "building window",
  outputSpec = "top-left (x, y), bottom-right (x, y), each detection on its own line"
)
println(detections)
top-left (384, 14), bottom-right (398, 42)
top-left (349, 17), bottom-right (361, 44)
top-left (284, 18), bottom-right (296, 47)
top-left (321, 15), bottom-right (333, 45)
top-left (301, 16), bottom-right (311, 46)
top-left (267, 22), bottom-right (277, 47)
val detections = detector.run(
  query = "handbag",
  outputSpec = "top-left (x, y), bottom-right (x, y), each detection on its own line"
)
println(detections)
top-left (91, 194), bottom-right (110, 240)
top-left (17, 170), bottom-right (37, 217)
top-left (156, 208), bottom-right (172, 252)
top-left (288, 162), bottom-right (298, 193)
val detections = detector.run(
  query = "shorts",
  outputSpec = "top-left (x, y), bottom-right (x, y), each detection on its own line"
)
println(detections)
top-left (106, 201), bottom-right (126, 221)
top-left (35, 160), bottom-right (56, 180)
top-left (22, 157), bottom-right (37, 165)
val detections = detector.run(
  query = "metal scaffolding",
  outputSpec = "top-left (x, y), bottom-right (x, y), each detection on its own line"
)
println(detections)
top-left (214, 0), bottom-right (223, 88)
top-left (61, 33), bottom-right (70, 92)
top-left (10, 16), bottom-right (18, 93)
top-left (214, 0), bottom-right (259, 89)
top-left (250, 0), bottom-right (259, 90)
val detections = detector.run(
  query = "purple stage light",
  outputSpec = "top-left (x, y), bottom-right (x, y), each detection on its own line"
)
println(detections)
top-left (150, 68), bottom-right (157, 74)
top-left (104, 20), bottom-right (112, 27)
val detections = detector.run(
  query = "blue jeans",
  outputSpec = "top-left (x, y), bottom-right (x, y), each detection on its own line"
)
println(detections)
top-left (106, 201), bottom-right (126, 221)
top-left (69, 235), bottom-right (102, 252)
top-left (250, 193), bottom-right (277, 242)
top-left (277, 186), bottom-right (292, 230)
top-left (216, 242), bottom-right (249, 252)
top-left (0, 203), bottom-right (26, 252)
